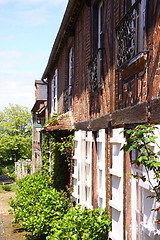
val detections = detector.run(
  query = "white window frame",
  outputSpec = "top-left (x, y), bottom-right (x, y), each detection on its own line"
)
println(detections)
top-left (84, 131), bottom-right (93, 208)
top-left (68, 47), bottom-right (73, 89)
top-left (72, 130), bottom-right (93, 209)
top-left (96, 129), bottom-right (106, 209)
top-left (109, 128), bottom-right (125, 240)
top-left (131, 125), bottom-right (160, 240)
top-left (98, 1), bottom-right (103, 49)
top-left (51, 69), bottom-right (58, 115)
top-left (68, 47), bottom-right (73, 109)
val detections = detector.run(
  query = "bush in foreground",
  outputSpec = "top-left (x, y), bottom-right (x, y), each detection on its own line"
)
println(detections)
top-left (47, 205), bottom-right (111, 240)
top-left (9, 173), bottom-right (70, 239)
top-left (9, 173), bottom-right (111, 240)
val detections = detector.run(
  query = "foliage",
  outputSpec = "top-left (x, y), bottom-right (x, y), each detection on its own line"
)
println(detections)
top-left (47, 206), bottom-right (111, 240)
top-left (0, 183), bottom-right (17, 193)
top-left (9, 173), bottom-right (111, 239)
top-left (0, 165), bottom-right (15, 179)
top-left (2, 184), bottom-right (12, 191)
top-left (41, 130), bottom-right (74, 190)
top-left (43, 114), bottom-right (61, 127)
top-left (54, 133), bottom-right (74, 165)
top-left (9, 173), bottom-right (71, 239)
top-left (9, 173), bottom-right (111, 240)
top-left (121, 124), bottom-right (160, 202)
top-left (0, 104), bottom-right (32, 167)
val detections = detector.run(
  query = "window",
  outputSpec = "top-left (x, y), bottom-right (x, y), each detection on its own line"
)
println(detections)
top-left (64, 48), bottom-right (73, 112)
top-left (96, 129), bottom-right (106, 209)
top-left (124, 0), bottom-right (135, 14)
top-left (98, 1), bottom-right (104, 49)
top-left (72, 130), bottom-right (93, 209)
top-left (131, 126), bottom-right (160, 240)
top-left (116, 0), bottom-right (146, 68)
top-left (84, 131), bottom-right (92, 208)
top-left (68, 47), bottom-right (73, 88)
top-left (51, 69), bottom-right (58, 114)
top-left (109, 128), bottom-right (125, 240)
top-left (89, 1), bottom-right (104, 93)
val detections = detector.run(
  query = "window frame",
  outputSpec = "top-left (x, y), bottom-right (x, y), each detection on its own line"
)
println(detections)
top-left (96, 129), bottom-right (106, 209)
top-left (116, 0), bottom-right (147, 69)
top-left (51, 69), bottom-right (58, 115)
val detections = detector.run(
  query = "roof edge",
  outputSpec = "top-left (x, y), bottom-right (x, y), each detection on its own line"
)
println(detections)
top-left (41, 0), bottom-right (84, 80)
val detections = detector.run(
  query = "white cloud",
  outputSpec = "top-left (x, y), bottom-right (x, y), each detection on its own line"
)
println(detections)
top-left (0, 70), bottom-right (36, 111)
top-left (0, 50), bottom-right (22, 70)
top-left (0, 35), bottom-right (16, 41)
top-left (0, 0), bottom-right (68, 27)
top-left (0, 0), bottom-right (68, 110)
top-left (18, 6), bottom-right (51, 26)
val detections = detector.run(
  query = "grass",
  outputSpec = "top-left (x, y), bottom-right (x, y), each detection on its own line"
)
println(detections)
top-left (0, 183), bottom-right (17, 193)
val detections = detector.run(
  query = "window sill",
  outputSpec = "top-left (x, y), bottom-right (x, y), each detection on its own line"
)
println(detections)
top-left (141, 222), bottom-right (160, 238)
top-left (139, 179), bottom-right (151, 190)
top-left (109, 231), bottom-right (122, 240)
top-left (109, 200), bottom-right (122, 212)
top-left (110, 168), bottom-right (122, 177)
top-left (110, 137), bottom-right (125, 144)
top-left (120, 52), bottom-right (148, 80)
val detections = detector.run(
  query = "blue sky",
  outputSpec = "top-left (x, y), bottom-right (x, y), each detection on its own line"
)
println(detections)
top-left (0, 0), bottom-right (68, 111)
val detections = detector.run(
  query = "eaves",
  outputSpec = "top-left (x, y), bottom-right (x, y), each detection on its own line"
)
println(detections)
top-left (41, 0), bottom-right (84, 80)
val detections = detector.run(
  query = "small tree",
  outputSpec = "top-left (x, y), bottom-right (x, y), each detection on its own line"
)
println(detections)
top-left (0, 104), bottom-right (32, 170)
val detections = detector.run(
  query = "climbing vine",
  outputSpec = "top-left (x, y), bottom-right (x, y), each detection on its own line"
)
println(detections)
top-left (121, 124), bottom-right (160, 204)
top-left (41, 129), bottom-right (74, 190)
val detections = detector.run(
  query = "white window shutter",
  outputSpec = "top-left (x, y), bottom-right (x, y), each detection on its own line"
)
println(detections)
top-left (96, 129), bottom-right (106, 209)
top-left (51, 69), bottom-right (58, 115)
top-left (72, 130), bottom-right (84, 204)
top-left (109, 128), bottom-right (125, 240)
top-left (84, 131), bottom-right (93, 208)
top-left (72, 130), bottom-right (93, 209)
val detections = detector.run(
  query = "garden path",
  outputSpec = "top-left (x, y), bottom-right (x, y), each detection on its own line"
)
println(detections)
top-left (0, 191), bottom-right (27, 240)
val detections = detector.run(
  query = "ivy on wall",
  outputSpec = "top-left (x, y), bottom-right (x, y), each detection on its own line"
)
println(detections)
top-left (41, 130), bottom-right (74, 191)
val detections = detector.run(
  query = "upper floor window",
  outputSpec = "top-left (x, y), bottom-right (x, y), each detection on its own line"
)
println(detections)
top-left (124, 0), bottom-right (135, 13)
top-left (116, 0), bottom-right (146, 69)
top-left (64, 47), bottom-right (73, 112)
top-left (89, 1), bottom-right (104, 93)
top-left (51, 69), bottom-right (58, 114)
top-left (98, 1), bottom-right (104, 49)
top-left (68, 47), bottom-right (73, 88)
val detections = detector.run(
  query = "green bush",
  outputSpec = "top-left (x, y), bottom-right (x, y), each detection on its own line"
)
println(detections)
top-left (47, 205), bottom-right (111, 240)
top-left (9, 173), bottom-right (71, 239)
top-left (9, 173), bottom-right (111, 240)
top-left (2, 184), bottom-right (11, 191)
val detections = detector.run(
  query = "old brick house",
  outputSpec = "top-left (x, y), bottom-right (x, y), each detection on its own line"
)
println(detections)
top-left (40, 0), bottom-right (160, 239)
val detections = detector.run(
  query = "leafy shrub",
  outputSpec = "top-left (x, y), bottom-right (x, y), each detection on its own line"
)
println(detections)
top-left (9, 173), bottom-right (111, 240)
top-left (47, 205), bottom-right (111, 240)
top-left (0, 167), bottom-right (7, 175)
top-left (9, 173), bottom-right (71, 239)
top-left (2, 184), bottom-right (11, 191)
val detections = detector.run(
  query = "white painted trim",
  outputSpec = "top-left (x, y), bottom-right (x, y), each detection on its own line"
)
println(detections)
top-left (96, 129), bottom-right (106, 209)
top-left (98, 1), bottom-right (103, 49)
top-left (110, 168), bottom-right (122, 178)
top-left (72, 130), bottom-right (93, 209)
top-left (131, 124), bottom-right (160, 239)
top-left (109, 200), bottom-right (122, 212)
top-left (51, 69), bottom-right (58, 115)
top-left (109, 128), bottom-right (124, 240)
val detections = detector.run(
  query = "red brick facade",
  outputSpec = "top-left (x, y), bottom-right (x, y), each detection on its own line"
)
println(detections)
top-left (41, 0), bottom-right (160, 239)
